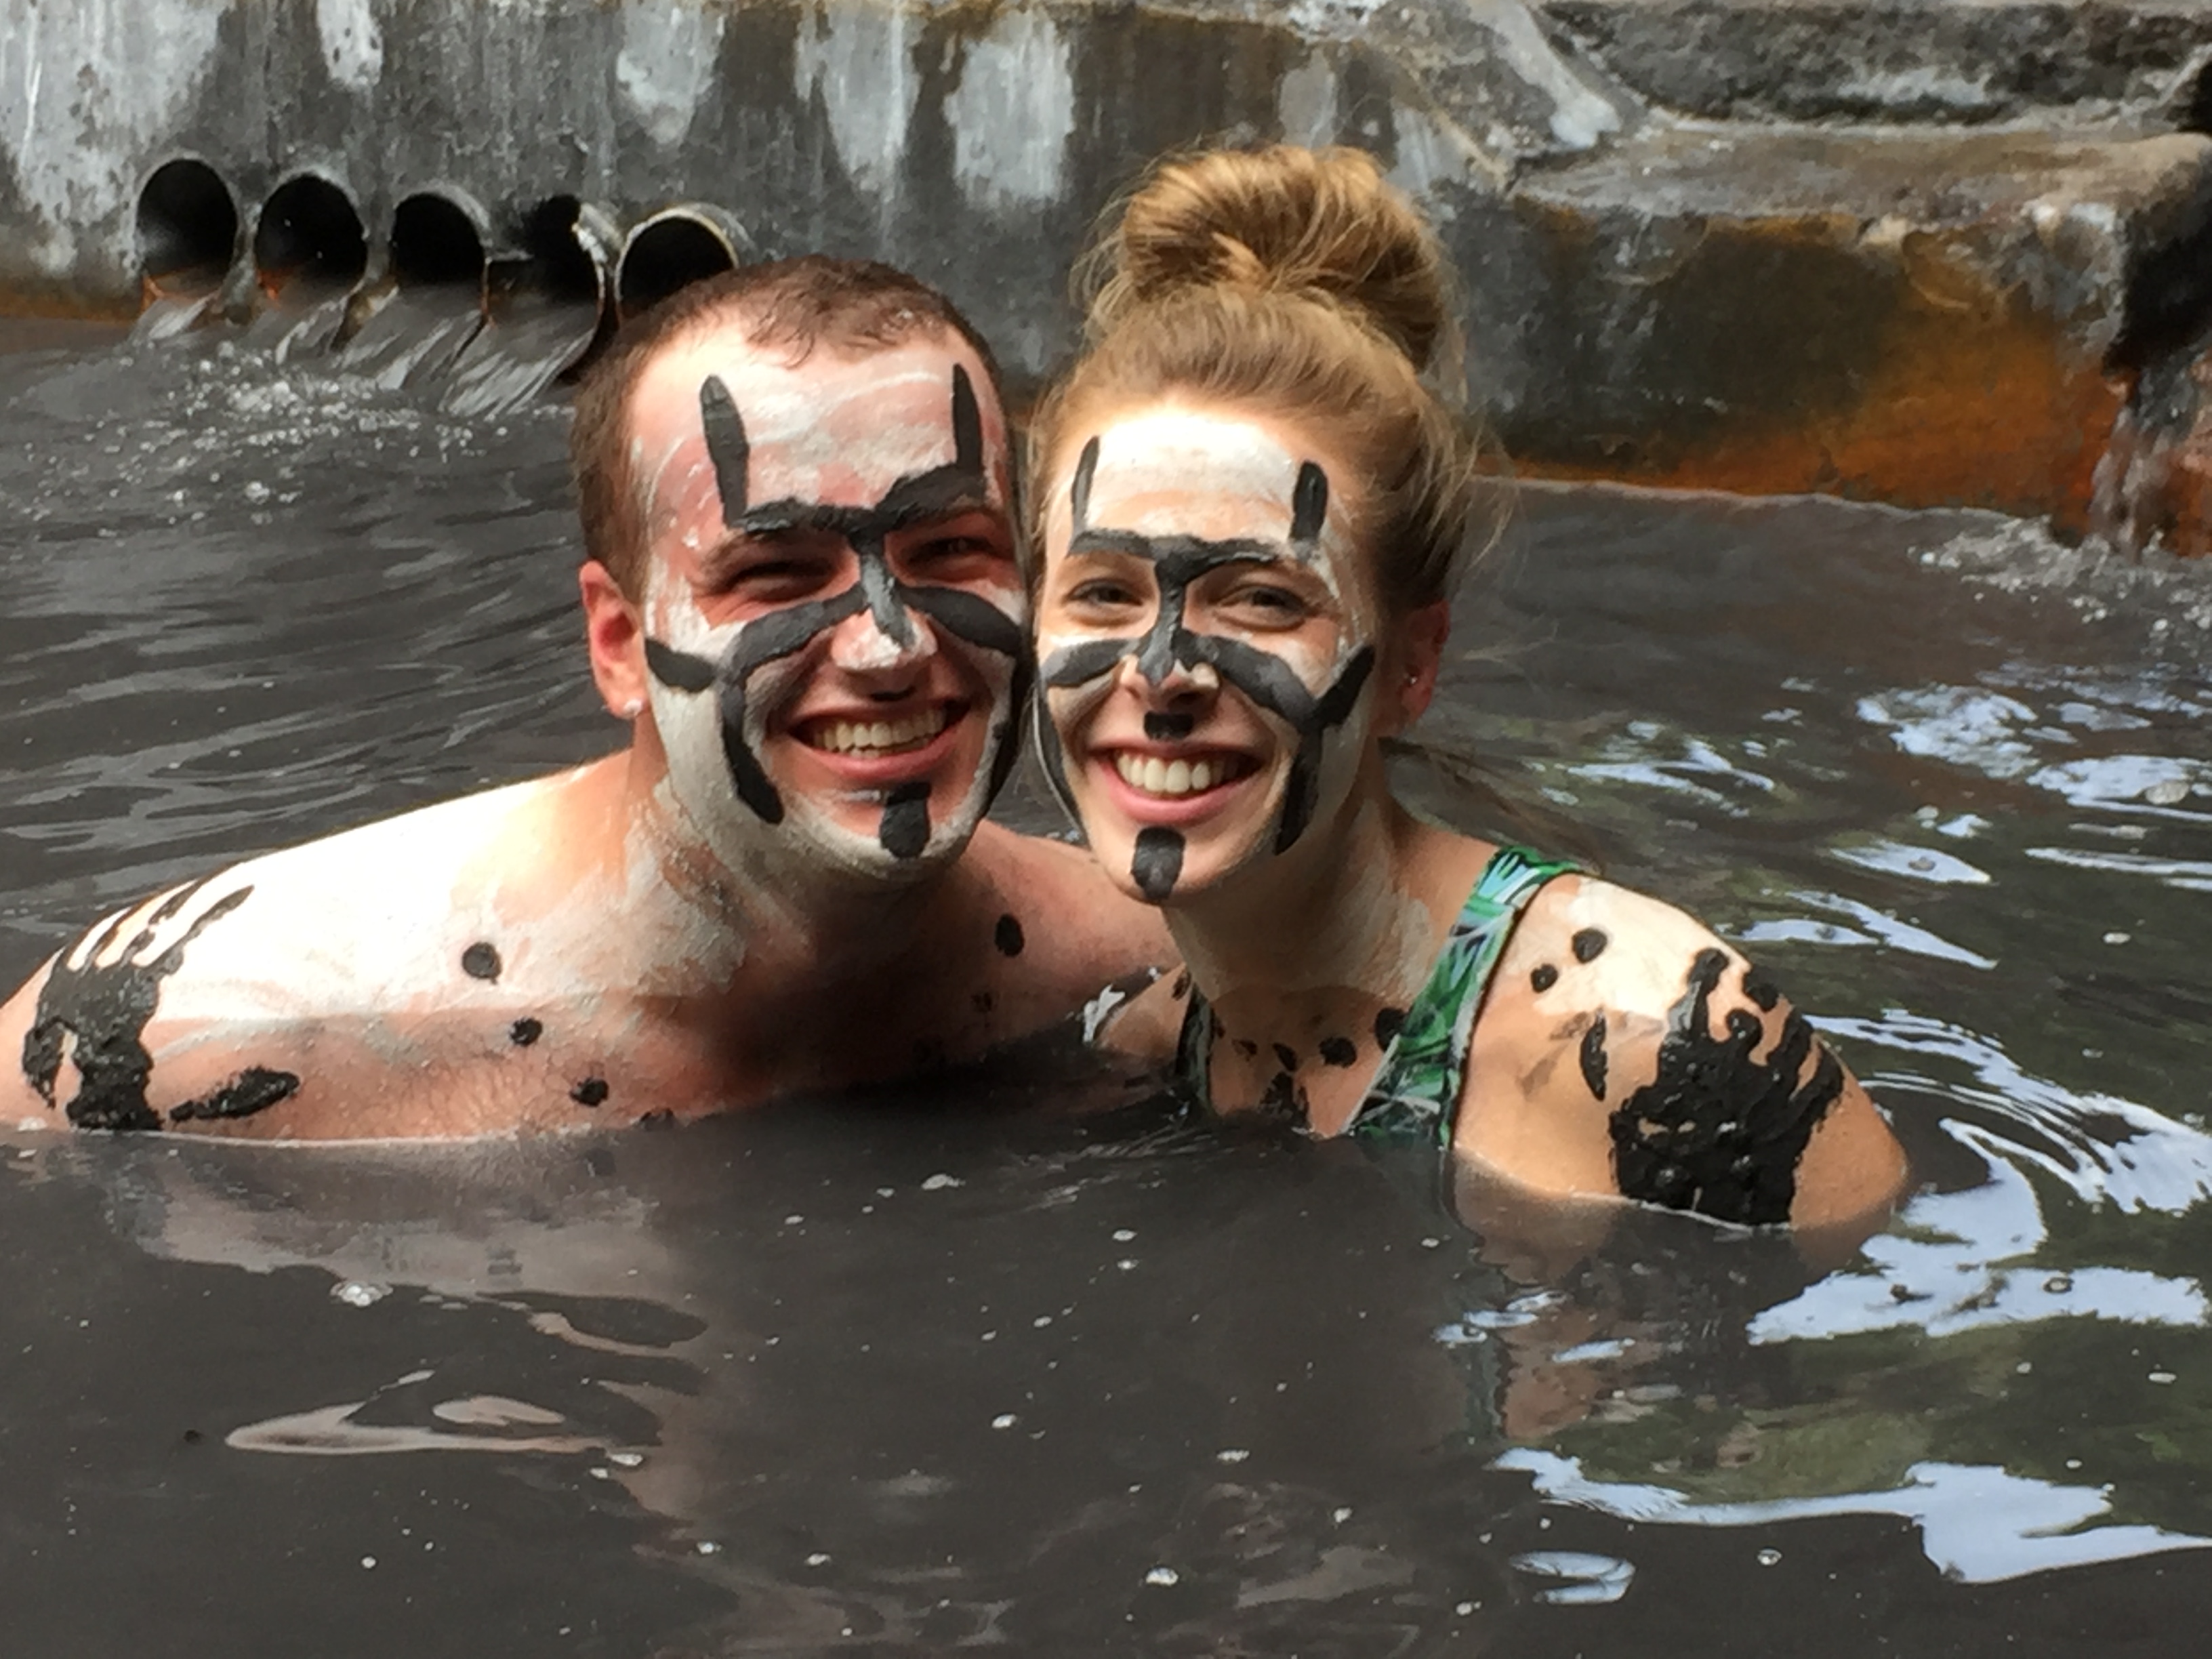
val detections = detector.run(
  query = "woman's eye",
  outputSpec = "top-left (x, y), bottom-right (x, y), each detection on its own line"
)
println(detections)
top-left (1066, 578), bottom-right (1142, 610)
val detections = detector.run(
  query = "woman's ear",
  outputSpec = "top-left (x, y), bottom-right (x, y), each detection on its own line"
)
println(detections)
top-left (579, 561), bottom-right (649, 720)
top-left (1383, 600), bottom-right (1451, 734)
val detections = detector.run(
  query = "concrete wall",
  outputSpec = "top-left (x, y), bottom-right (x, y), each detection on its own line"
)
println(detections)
top-left (9, 0), bottom-right (2212, 537)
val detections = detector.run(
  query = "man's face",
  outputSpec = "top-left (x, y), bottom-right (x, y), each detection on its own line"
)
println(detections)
top-left (628, 326), bottom-right (1025, 882)
top-left (1036, 402), bottom-right (1380, 905)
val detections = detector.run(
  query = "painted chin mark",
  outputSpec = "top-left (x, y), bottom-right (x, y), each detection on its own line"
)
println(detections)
top-left (571, 1078), bottom-right (610, 1108)
top-left (1578, 1014), bottom-right (1609, 1101)
top-left (509, 1018), bottom-right (543, 1047)
top-left (1530, 963), bottom-right (1559, 994)
top-left (167, 1066), bottom-right (300, 1124)
top-left (1572, 928), bottom-right (1609, 964)
top-left (993, 914), bottom-right (1025, 957)
top-left (1130, 826), bottom-right (1184, 901)
top-left (1319, 1036), bottom-right (1357, 1067)
top-left (880, 782), bottom-right (932, 860)
top-left (461, 942), bottom-right (501, 982)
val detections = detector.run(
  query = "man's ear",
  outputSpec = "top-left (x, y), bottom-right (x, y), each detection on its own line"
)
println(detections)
top-left (580, 561), bottom-right (649, 718)
top-left (1382, 600), bottom-right (1451, 735)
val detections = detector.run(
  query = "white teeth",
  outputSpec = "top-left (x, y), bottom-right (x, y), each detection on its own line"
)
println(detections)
top-left (809, 706), bottom-right (950, 755)
top-left (1114, 752), bottom-right (1233, 798)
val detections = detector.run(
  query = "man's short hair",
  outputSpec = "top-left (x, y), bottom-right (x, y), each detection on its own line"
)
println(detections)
top-left (570, 255), bottom-right (1005, 595)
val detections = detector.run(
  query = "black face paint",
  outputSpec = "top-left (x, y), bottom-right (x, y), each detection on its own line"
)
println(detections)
top-left (1233, 1038), bottom-right (1258, 1059)
top-left (168, 1066), bottom-right (299, 1124)
top-left (1170, 970), bottom-right (1191, 1000)
top-left (1273, 1042), bottom-right (1300, 1073)
top-left (1319, 1036), bottom-right (1357, 1067)
top-left (1130, 826), bottom-right (1185, 901)
top-left (645, 365), bottom-right (1027, 834)
top-left (509, 1018), bottom-right (543, 1047)
top-left (1258, 1071), bottom-right (1307, 1126)
top-left (1572, 928), bottom-right (1609, 964)
top-left (1374, 1007), bottom-right (1405, 1050)
top-left (1144, 712), bottom-right (1194, 742)
top-left (22, 880), bottom-right (253, 1132)
top-left (1531, 963), bottom-right (1559, 994)
top-left (1042, 452), bottom-right (1374, 856)
top-left (993, 914), bottom-right (1025, 957)
top-left (571, 1078), bottom-right (610, 1107)
top-left (1609, 949), bottom-right (1846, 1227)
top-left (1578, 1015), bottom-right (1609, 1101)
top-left (879, 782), bottom-right (931, 860)
top-left (461, 942), bottom-right (501, 982)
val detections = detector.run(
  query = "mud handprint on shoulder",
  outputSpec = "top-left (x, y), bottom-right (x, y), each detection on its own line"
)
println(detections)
top-left (22, 878), bottom-right (294, 1130)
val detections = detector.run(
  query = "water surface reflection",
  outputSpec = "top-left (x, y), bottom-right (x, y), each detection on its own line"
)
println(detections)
top-left (4, 332), bottom-right (2212, 1654)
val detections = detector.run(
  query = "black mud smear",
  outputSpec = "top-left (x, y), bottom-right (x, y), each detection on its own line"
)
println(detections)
top-left (168, 1065), bottom-right (299, 1124)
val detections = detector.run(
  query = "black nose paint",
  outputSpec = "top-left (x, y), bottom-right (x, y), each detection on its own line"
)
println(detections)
top-left (645, 365), bottom-right (1028, 839)
top-left (879, 782), bottom-right (932, 860)
top-left (22, 878), bottom-right (258, 1132)
top-left (1608, 948), bottom-right (1845, 1227)
top-left (1130, 825), bottom-right (1185, 901)
top-left (1045, 448), bottom-right (1370, 857)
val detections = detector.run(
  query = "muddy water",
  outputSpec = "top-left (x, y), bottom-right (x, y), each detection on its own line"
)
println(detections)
top-left (3, 327), bottom-right (2212, 1656)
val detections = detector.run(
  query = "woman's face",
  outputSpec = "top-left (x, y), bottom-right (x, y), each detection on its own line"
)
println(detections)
top-left (1036, 398), bottom-right (1387, 905)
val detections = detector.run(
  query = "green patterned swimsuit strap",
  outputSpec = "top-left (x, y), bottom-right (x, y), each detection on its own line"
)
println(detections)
top-left (1349, 844), bottom-right (1580, 1147)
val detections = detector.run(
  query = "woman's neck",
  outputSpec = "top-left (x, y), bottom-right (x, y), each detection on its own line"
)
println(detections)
top-left (1162, 772), bottom-right (1493, 1134)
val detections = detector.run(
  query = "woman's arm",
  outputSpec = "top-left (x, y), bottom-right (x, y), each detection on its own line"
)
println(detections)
top-left (1458, 876), bottom-right (1908, 1230)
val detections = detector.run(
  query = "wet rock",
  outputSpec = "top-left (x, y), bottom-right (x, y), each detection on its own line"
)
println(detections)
top-left (1486, 125), bottom-right (2212, 529)
top-left (1542, 0), bottom-right (2212, 127)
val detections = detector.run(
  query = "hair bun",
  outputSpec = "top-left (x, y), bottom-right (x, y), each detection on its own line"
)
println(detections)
top-left (1101, 145), bottom-right (1450, 373)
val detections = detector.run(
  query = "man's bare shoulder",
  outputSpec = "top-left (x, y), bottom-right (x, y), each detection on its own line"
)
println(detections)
top-left (0, 764), bottom-right (631, 1137)
top-left (1462, 874), bottom-right (1908, 1230)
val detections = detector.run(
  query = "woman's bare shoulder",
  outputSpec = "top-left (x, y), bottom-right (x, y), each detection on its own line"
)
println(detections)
top-left (1462, 874), bottom-right (1908, 1231)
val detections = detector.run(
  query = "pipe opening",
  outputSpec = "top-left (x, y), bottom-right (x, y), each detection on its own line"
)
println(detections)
top-left (616, 205), bottom-right (747, 320)
top-left (2182, 60), bottom-right (2212, 137)
top-left (137, 159), bottom-right (239, 294)
top-left (253, 174), bottom-right (368, 300)
top-left (391, 192), bottom-right (486, 291)
top-left (519, 194), bottom-right (606, 308)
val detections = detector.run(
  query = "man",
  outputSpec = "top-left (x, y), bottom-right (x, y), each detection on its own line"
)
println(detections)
top-left (0, 259), bottom-right (1170, 1136)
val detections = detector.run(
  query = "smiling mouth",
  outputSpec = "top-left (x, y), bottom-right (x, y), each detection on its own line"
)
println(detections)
top-left (1111, 751), bottom-right (1255, 798)
top-left (800, 704), bottom-right (954, 757)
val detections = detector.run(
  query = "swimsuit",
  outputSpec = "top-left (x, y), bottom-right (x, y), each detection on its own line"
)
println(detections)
top-left (1174, 844), bottom-right (1579, 1146)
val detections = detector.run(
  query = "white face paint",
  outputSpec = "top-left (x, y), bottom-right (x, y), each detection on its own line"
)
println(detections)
top-left (628, 331), bottom-right (1027, 889)
top-left (1036, 405), bottom-right (1382, 906)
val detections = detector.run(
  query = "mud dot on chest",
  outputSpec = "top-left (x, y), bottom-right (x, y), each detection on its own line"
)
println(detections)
top-left (461, 942), bottom-right (501, 982)
top-left (570, 1077), bottom-right (609, 1108)
top-left (508, 1017), bottom-right (543, 1048)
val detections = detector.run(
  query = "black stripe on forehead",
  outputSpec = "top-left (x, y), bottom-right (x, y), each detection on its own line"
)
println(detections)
top-left (1290, 462), bottom-right (1328, 544)
top-left (699, 375), bottom-right (750, 525)
top-left (951, 364), bottom-right (982, 473)
top-left (1069, 436), bottom-right (1101, 531)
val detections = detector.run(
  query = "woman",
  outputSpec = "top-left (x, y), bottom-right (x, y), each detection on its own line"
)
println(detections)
top-left (1030, 145), bottom-right (1907, 1230)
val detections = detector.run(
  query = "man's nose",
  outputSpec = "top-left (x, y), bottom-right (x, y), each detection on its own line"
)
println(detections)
top-left (826, 594), bottom-right (938, 674)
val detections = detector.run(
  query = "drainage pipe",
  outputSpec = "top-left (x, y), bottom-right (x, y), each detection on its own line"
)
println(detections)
top-left (136, 157), bottom-right (240, 299)
top-left (615, 204), bottom-right (754, 321)
top-left (251, 172), bottom-right (369, 304)
top-left (390, 186), bottom-right (491, 302)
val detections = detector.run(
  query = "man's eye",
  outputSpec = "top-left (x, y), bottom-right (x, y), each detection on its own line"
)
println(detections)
top-left (711, 557), bottom-right (830, 600)
top-left (1223, 583), bottom-right (1308, 621)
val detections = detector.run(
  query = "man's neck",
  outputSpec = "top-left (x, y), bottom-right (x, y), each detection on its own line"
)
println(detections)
top-left (616, 741), bottom-right (952, 999)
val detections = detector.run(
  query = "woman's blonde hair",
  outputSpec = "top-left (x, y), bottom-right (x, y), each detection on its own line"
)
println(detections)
top-left (1029, 144), bottom-right (1492, 615)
